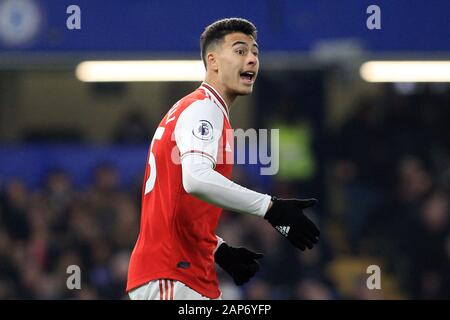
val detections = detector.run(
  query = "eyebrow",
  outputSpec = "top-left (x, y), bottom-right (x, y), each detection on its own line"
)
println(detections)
top-left (232, 41), bottom-right (259, 49)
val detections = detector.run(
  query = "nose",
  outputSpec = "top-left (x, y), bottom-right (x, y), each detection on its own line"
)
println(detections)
top-left (247, 52), bottom-right (258, 66)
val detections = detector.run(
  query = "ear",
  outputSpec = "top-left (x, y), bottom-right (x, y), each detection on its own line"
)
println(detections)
top-left (207, 51), bottom-right (219, 71)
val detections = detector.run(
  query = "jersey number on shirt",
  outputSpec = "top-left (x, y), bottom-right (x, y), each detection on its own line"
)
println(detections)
top-left (144, 126), bottom-right (165, 195)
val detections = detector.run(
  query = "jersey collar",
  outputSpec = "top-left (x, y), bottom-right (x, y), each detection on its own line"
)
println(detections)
top-left (200, 82), bottom-right (229, 119)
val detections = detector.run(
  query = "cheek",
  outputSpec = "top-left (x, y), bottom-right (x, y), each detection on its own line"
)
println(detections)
top-left (220, 56), bottom-right (234, 70)
top-left (220, 63), bottom-right (236, 80)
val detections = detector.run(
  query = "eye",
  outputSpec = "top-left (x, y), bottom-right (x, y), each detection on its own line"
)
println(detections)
top-left (236, 49), bottom-right (245, 55)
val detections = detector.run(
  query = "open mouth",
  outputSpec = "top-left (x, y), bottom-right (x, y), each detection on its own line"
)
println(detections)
top-left (240, 71), bottom-right (255, 82)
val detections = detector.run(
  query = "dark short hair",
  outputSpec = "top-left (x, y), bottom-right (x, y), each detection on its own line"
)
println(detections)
top-left (200, 18), bottom-right (257, 68)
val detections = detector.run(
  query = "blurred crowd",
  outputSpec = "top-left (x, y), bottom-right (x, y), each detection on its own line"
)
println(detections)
top-left (0, 84), bottom-right (449, 299)
top-left (0, 165), bottom-right (139, 299)
top-left (326, 84), bottom-right (450, 299)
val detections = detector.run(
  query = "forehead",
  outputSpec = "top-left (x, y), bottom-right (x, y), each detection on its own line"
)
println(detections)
top-left (222, 32), bottom-right (258, 48)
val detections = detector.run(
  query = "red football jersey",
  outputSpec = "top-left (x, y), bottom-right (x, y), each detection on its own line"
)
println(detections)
top-left (127, 82), bottom-right (233, 298)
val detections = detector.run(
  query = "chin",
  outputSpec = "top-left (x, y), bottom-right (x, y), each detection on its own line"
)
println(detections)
top-left (237, 85), bottom-right (253, 96)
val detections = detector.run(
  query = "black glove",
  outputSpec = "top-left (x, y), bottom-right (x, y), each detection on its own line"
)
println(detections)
top-left (214, 243), bottom-right (263, 286)
top-left (264, 196), bottom-right (320, 251)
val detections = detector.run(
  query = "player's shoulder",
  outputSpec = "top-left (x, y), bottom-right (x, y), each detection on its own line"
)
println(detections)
top-left (176, 87), bottom-right (223, 119)
top-left (177, 87), bottom-right (213, 110)
top-left (173, 91), bottom-right (226, 139)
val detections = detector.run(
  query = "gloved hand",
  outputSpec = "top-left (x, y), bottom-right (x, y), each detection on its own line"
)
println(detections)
top-left (264, 197), bottom-right (320, 251)
top-left (214, 243), bottom-right (263, 286)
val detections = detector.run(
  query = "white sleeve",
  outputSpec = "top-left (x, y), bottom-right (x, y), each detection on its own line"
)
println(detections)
top-left (174, 99), bottom-right (224, 168)
top-left (214, 235), bottom-right (225, 253)
top-left (181, 153), bottom-right (272, 217)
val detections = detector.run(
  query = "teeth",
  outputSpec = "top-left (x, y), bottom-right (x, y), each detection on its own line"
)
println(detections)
top-left (241, 71), bottom-right (254, 79)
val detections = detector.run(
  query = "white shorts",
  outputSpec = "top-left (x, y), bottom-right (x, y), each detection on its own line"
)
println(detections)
top-left (128, 279), bottom-right (222, 300)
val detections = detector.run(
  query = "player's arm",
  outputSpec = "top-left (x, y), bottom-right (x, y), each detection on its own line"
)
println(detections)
top-left (175, 101), bottom-right (320, 251)
top-left (182, 156), bottom-right (319, 250)
top-left (175, 100), bottom-right (271, 216)
top-left (182, 154), bottom-right (270, 216)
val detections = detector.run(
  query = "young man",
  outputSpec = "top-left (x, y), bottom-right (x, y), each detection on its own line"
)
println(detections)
top-left (127, 18), bottom-right (320, 300)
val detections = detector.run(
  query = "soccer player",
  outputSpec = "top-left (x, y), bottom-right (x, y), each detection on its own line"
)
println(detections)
top-left (127, 18), bottom-right (320, 300)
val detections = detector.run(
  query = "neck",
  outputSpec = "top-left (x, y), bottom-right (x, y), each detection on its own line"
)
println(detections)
top-left (204, 75), bottom-right (236, 108)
